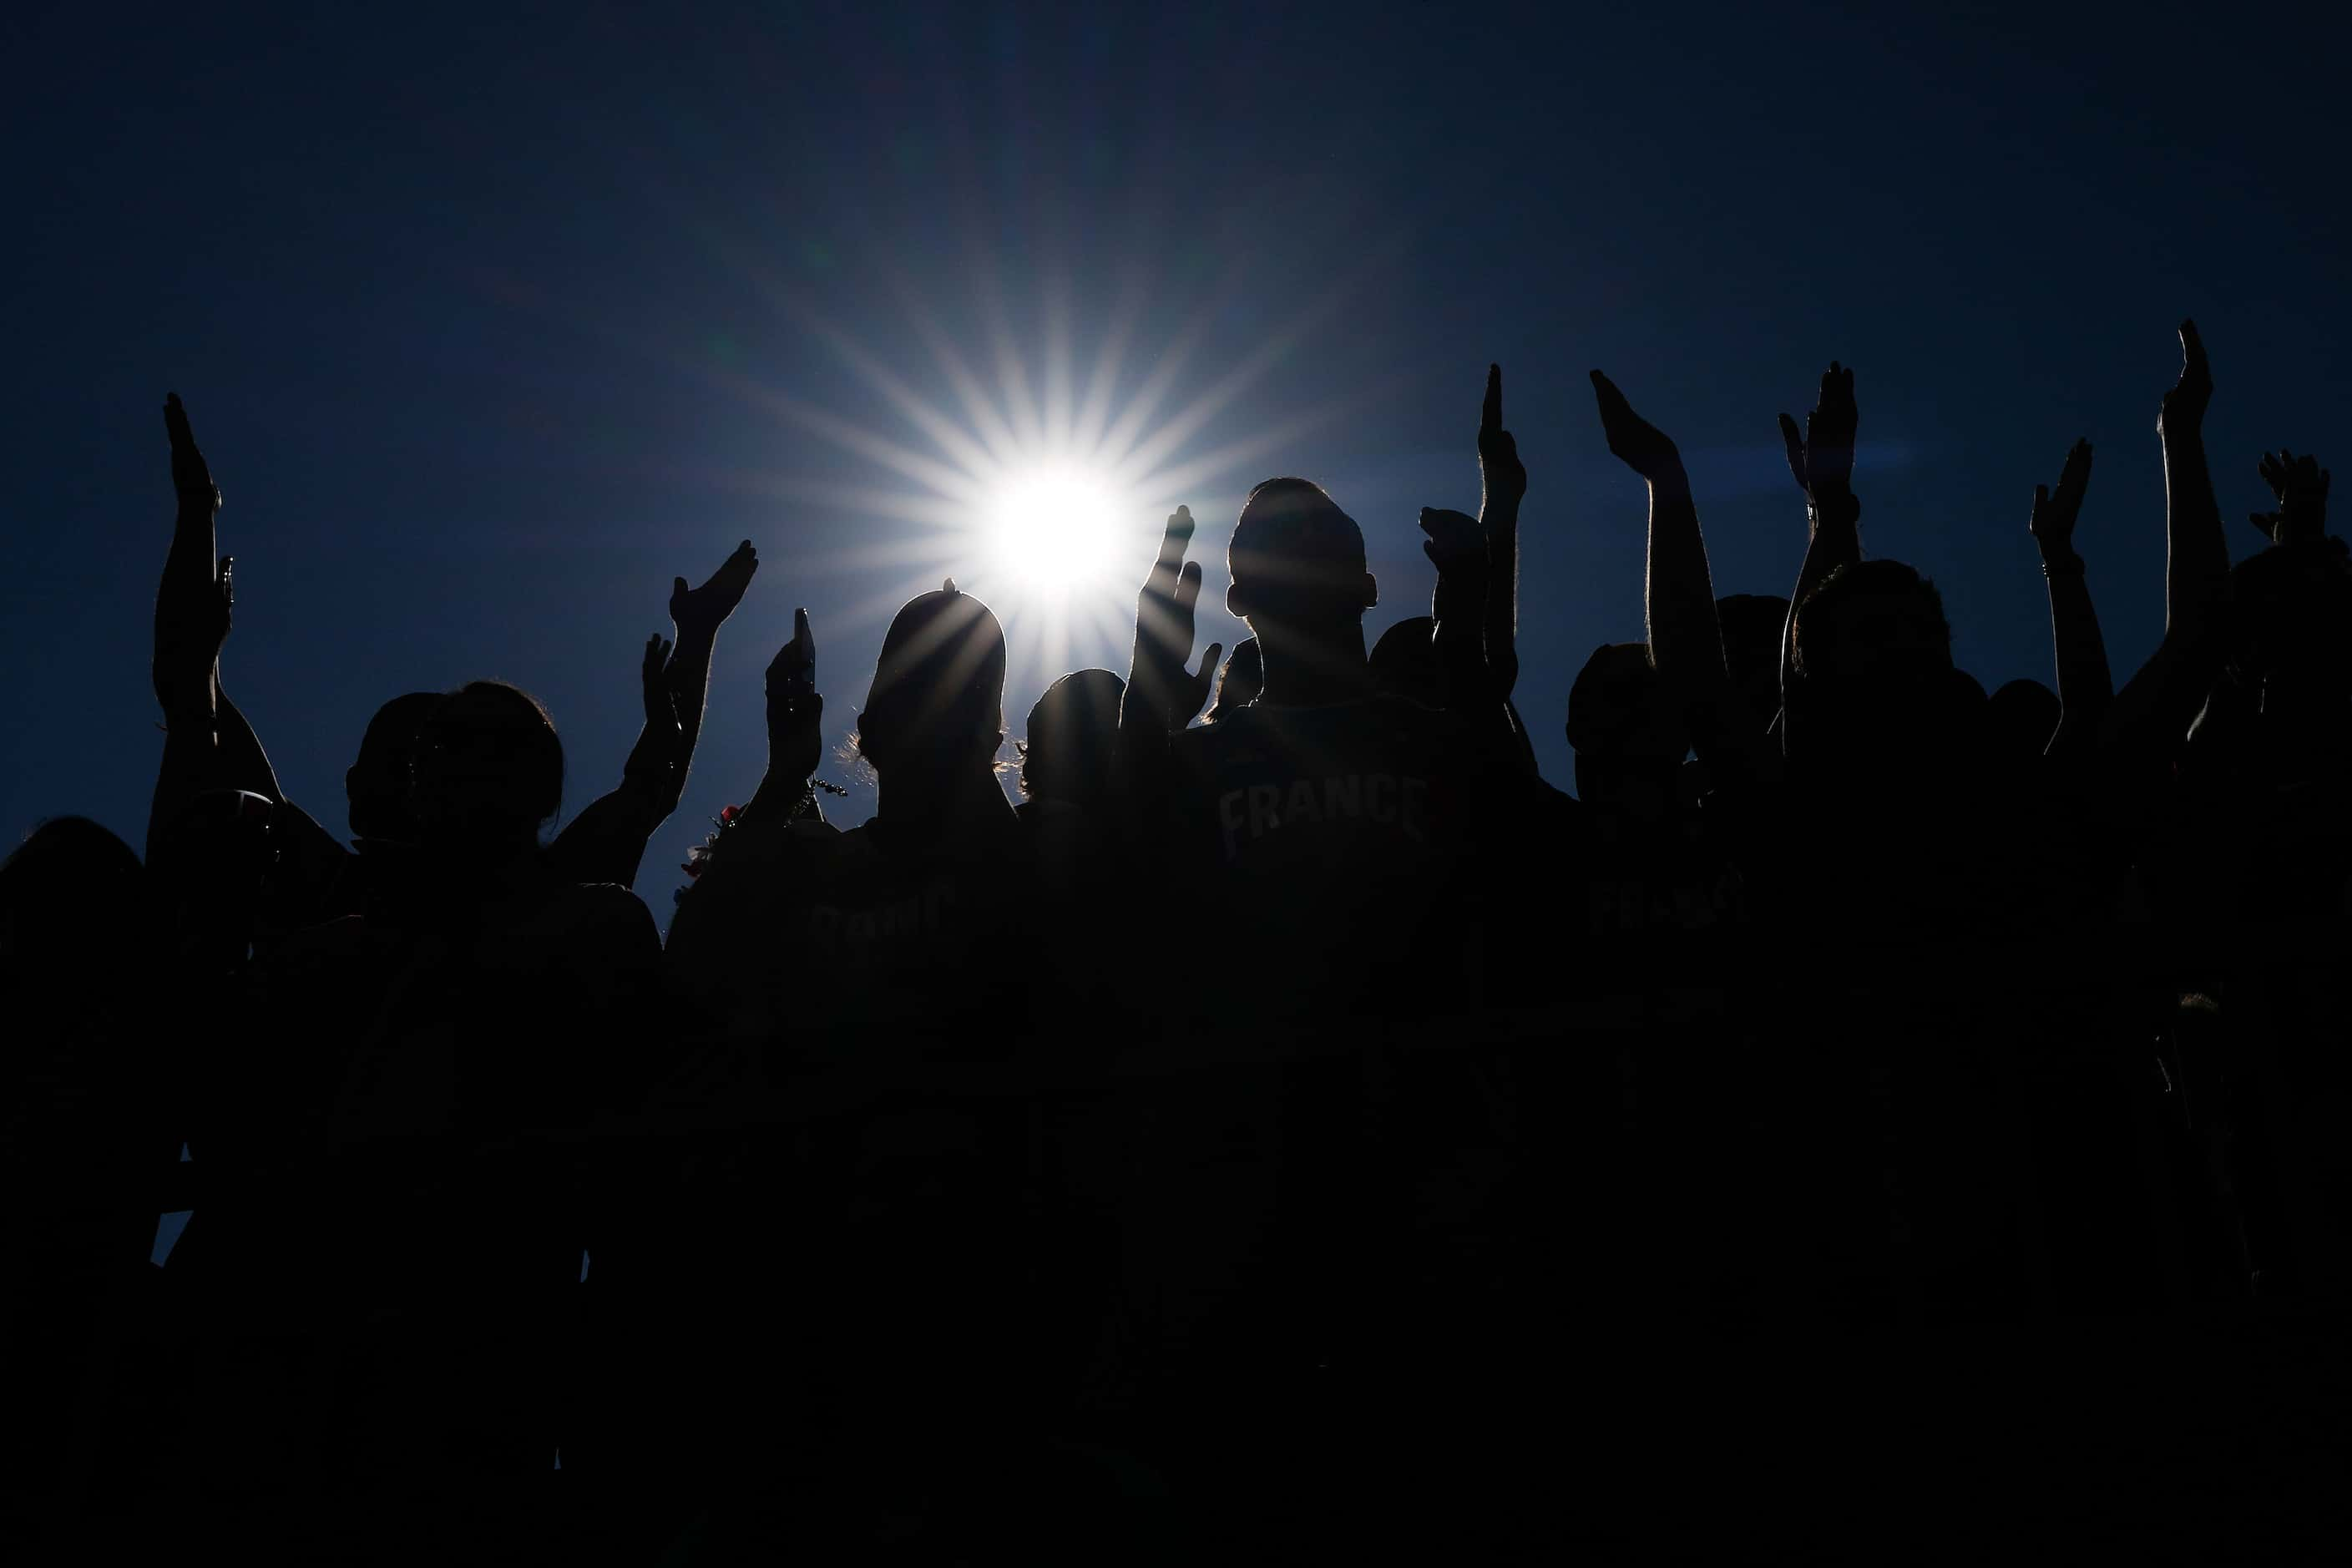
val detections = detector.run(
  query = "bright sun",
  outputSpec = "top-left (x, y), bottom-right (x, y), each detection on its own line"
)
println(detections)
top-left (984, 465), bottom-right (1122, 592)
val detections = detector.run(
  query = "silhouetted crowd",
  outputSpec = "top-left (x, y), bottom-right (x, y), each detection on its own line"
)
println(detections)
top-left (8, 331), bottom-right (2352, 1560)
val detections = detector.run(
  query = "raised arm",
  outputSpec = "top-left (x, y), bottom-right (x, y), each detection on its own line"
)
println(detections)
top-left (744, 608), bottom-right (829, 827)
top-left (1774, 362), bottom-right (1862, 714)
top-left (148, 396), bottom-right (232, 859)
top-left (548, 544), bottom-right (757, 887)
top-left (547, 635), bottom-right (689, 886)
top-left (2103, 324), bottom-right (2233, 756)
top-left (1591, 370), bottom-right (1762, 770)
top-left (660, 539), bottom-right (759, 812)
top-left (2027, 438), bottom-right (2112, 757)
top-left (1420, 506), bottom-right (1493, 704)
top-left (2159, 321), bottom-right (2227, 640)
top-left (1479, 365), bottom-right (1526, 701)
top-left (664, 609), bottom-right (826, 1015)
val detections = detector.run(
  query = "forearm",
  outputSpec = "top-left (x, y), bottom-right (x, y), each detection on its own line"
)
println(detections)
top-left (156, 498), bottom-right (215, 630)
top-left (146, 690), bottom-right (218, 862)
top-left (663, 622), bottom-right (720, 780)
top-left (153, 498), bottom-right (218, 704)
top-left (2039, 554), bottom-right (2112, 755)
top-left (215, 689), bottom-right (285, 802)
top-left (1642, 469), bottom-right (1728, 708)
top-left (1432, 564), bottom-right (1491, 711)
top-left (2162, 426), bottom-right (2227, 639)
top-left (1781, 487), bottom-right (1860, 703)
top-left (1480, 499), bottom-right (1520, 699)
top-left (742, 767), bottom-right (822, 827)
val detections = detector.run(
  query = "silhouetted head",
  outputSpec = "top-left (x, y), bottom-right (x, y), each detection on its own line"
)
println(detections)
top-left (1019, 668), bottom-right (1125, 810)
top-left (347, 692), bottom-right (441, 843)
top-left (1567, 642), bottom-right (1690, 822)
top-left (1793, 561), bottom-right (1952, 695)
top-left (1, 817), bottom-right (144, 965)
top-left (1790, 560), bottom-right (1954, 763)
top-left (1206, 637), bottom-right (1263, 722)
top-left (1716, 592), bottom-right (1791, 721)
top-left (1227, 478), bottom-right (1378, 629)
top-left (857, 581), bottom-right (1008, 779)
top-left (1368, 616), bottom-right (1444, 708)
top-left (1986, 679), bottom-right (2060, 764)
top-left (411, 681), bottom-right (564, 845)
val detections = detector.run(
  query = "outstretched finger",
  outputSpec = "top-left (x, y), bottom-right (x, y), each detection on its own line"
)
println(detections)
top-left (1191, 641), bottom-right (1224, 686)
top-left (164, 392), bottom-right (194, 450)
top-left (1174, 559), bottom-right (1204, 618)
top-left (1778, 412), bottom-right (1807, 490)
top-left (1157, 505), bottom-right (1196, 563)
top-left (1146, 505), bottom-right (1195, 594)
top-left (1482, 363), bottom-right (1503, 437)
top-left (794, 605), bottom-right (814, 665)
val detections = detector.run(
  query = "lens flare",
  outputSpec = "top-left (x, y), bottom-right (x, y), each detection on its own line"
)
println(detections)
top-left (984, 465), bottom-right (1120, 592)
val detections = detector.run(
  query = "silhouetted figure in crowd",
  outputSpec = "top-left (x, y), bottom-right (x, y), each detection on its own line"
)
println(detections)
top-left (660, 586), bottom-right (1060, 1555)
top-left (36, 313), bottom-right (2352, 1556)
top-left (0, 819), bottom-right (179, 1539)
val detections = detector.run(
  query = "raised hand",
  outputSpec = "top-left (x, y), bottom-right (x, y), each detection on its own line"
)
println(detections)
top-left (164, 392), bottom-right (221, 513)
top-left (1590, 370), bottom-right (1684, 483)
top-left (1130, 505), bottom-right (1217, 727)
top-left (2251, 448), bottom-right (2330, 545)
top-left (1419, 507), bottom-right (1485, 574)
top-left (2030, 439), bottom-right (2095, 563)
top-left (642, 633), bottom-right (679, 728)
top-left (2158, 319), bottom-right (2212, 435)
top-left (1479, 363), bottom-right (1527, 513)
top-left (1778, 362), bottom-right (1858, 499)
top-left (671, 539), bottom-right (759, 631)
top-left (765, 607), bottom-right (824, 784)
top-left (1169, 639), bottom-right (1225, 729)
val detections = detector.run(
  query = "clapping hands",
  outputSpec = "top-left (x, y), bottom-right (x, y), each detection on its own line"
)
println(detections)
top-left (672, 540), bottom-right (760, 633)
top-left (1778, 362), bottom-right (1858, 500)
top-left (2251, 448), bottom-right (2329, 546)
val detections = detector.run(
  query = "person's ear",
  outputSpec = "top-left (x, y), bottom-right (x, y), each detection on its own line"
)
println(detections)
top-left (1226, 581), bottom-right (1251, 619)
top-left (1359, 572), bottom-right (1378, 609)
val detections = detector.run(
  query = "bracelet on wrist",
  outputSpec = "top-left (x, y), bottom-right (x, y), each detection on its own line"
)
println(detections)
top-left (2041, 553), bottom-right (2086, 579)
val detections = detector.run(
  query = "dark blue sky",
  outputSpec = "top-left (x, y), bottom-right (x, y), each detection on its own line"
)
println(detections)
top-left (7, 1), bottom-right (2346, 916)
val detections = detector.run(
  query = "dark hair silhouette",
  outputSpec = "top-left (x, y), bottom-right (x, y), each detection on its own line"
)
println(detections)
top-left (1019, 669), bottom-right (1125, 808)
top-left (1791, 559), bottom-right (1952, 687)
top-left (347, 693), bottom-right (443, 843)
top-left (412, 680), bottom-right (564, 842)
top-left (1, 817), bottom-right (144, 955)
top-left (857, 582), bottom-right (1009, 775)
top-left (1227, 477), bottom-right (1375, 620)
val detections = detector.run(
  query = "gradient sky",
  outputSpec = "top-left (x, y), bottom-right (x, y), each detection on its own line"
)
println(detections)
top-left (7, 1), bottom-right (2347, 921)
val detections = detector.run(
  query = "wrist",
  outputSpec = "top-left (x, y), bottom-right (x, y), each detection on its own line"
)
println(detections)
top-left (2040, 551), bottom-right (2086, 579)
top-left (1807, 487), bottom-right (1860, 532)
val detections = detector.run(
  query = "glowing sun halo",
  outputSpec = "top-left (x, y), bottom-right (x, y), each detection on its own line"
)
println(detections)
top-left (984, 465), bottom-right (1122, 592)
